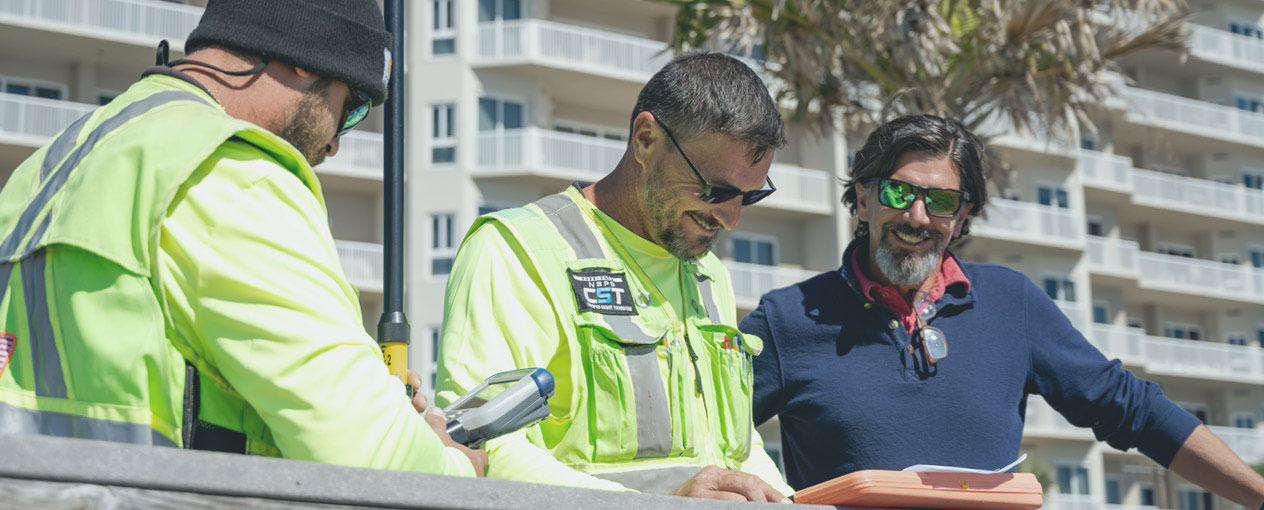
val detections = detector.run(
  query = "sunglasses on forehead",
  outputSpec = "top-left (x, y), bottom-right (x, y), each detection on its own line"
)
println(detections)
top-left (865, 178), bottom-right (973, 218)
top-left (657, 119), bottom-right (777, 206)
top-left (337, 88), bottom-right (372, 137)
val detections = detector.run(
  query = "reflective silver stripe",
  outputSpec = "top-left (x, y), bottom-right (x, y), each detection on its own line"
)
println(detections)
top-left (534, 193), bottom-right (604, 259)
top-left (0, 91), bottom-right (210, 258)
top-left (532, 192), bottom-right (673, 459)
top-left (591, 466), bottom-right (703, 495)
top-left (625, 344), bottom-right (672, 459)
top-left (21, 251), bottom-right (66, 399)
top-left (694, 273), bottom-right (723, 323)
top-left (40, 113), bottom-right (91, 181)
top-left (0, 401), bottom-right (176, 447)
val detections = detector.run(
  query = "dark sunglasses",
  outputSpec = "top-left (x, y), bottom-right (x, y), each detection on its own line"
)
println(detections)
top-left (866, 178), bottom-right (973, 218)
top-left (657, 119), bottom-right (776, 206)
top-left (337, 88), bottom-right (372, 136)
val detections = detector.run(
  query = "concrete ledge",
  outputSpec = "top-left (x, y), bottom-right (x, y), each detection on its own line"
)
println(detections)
top-left (0, 434), bottom-right (843, 509)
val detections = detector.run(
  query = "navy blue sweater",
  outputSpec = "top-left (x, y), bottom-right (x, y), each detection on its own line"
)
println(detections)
top-left (740, 241), bottom-right (1201, 490)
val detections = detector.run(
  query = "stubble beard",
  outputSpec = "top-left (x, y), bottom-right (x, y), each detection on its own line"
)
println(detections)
top-left (275, 89), bottom-right (335, 167)
top-left (644, 170), bottom-right (718, 260)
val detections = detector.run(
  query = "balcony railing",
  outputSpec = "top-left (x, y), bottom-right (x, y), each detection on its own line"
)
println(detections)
top-left (321, 131), bottom-right (383, 179)
top-left (1054, 300), bottom-right (1087, 332)
top-left (0, 0), bottom-right (202, 44)
top-left (1209, 425), bottom-right (1264, 465)
top-left (335, 240), bottom-right (383, 294)
top-left (475, 19), bottom-right (672, 80)
top-left (476, 127), bottom-right (622, 181)
top-left (1078, 150), bottom-right (1133, 191)
top-left (1137, 251), bottom-right (1264, 302)
top-left (1086, 236), bottom-right (1140, 279)
top-left (1142, 334), bottom-right (1264, 384)
top-left (1126, 87), bottom-right (1264, 147)
top-left (1024, 395), bottom-right (1095, 440)
top-left (0, 92), bottom-right (95, 145)
top-left (724, 261), bottom-right (817, 310)
top-left (1088, 324), bottom-right (1147, 366)
top-left (761, 163), bottom-right (833, 214)
top-left (1189, 25), bottom-right (1264, 71)
top-left (1131, 167), bottom-right (1264, 221)
top-left (970, 198), bottom-right (1084, 248)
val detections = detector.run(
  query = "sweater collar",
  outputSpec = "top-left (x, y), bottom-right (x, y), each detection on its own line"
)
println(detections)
top-left (838, 238), bottom-right (975, 309)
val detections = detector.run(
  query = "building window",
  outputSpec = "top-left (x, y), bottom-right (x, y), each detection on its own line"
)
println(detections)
top-left (730, 233), bottom-right (778, 266)
top-left (431, 103), bottom-right (456, 165)
top-left (1080, 137), bottom-right (1096, 151)
top-left (1257, 325), bottom-right (1264, 348)
top-left (1055, 463), bottom-right (1090, 495)
top-left (478, 0), bottom-right (521, 22)
top-left (1104, 477), bottom-right (1121, 505)
top-left (1086, 216), bottom-right (1103, 237)
top-left (1036, 185), bottom-right (1069, 209)
top-left (429, 325), bottom-right (442, 388)
top-left (1230, 21), bottom-right (1264, 38)
top-left (1237, 96), bottom-right (1264, 113)
top-left (1179, 403), bottom-right (1209, 423)
top-left (1165, 322), bottom-right (1202, 341)
top-left (1178, 486), bottom-right (1214, 510)
top-left (1140, 485), bottom-right (1156, 506)
top-left (96, 89), bottom-right (120, 105)
top-left (1244, 171), bottom-right (1264, 190)
top-left (1220, 253), bottom-right (1241, 265)
top-left (1157, 243), bottom-right (1196, 258)
top-left (1043, 277), bottom-right (1076, 302)
top-left (1234, 413), bottom-right (1256, 429)
top-left (479, 97), bottom-right (524, 132)
top-left (1127, 317), bottom-right (1145, 330)
top-left (1250, 247), bottom-right (1264, 268)
top-left (1092, 301), bottom-right (1109, 324)
top-left (553, 121), bottom-right (627, 142)
top-left (431, 213), bottom-right (457, 277)
top-left (431, 0), bottom-right (456, 56)
top-left (1228, 333), bottom-right (1248, 346)
top-left (0, 76), bottom-right (65, 100)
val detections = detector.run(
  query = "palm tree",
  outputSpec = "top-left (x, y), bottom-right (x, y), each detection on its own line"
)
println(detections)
top-left (655, 0), bottom-right (1189, 154)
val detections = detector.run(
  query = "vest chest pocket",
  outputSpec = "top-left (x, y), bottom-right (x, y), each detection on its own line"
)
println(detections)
top-left (695, 323), bottom-right (761, 463)
top-left (574, 314), bottom-right (674, 463)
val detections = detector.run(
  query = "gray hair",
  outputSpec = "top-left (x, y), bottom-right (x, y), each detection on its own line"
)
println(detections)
top-left (631, 52), bottom-right (786, 164)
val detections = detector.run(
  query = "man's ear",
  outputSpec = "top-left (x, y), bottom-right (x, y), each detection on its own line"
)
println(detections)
top-left (629, 111), bottom-right (658, 169)
top-left (951, 203), bottom-right (975, 237)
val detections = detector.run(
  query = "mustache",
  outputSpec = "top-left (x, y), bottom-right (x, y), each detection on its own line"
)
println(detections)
top-left (687, 212), bottom-right (722, 230)
top-left (882, 223), bottom-right (943, 243)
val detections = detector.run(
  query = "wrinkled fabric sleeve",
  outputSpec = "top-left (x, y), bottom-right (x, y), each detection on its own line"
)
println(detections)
top-left (741, 298), bottom-right (785, 428)
top-left (158, 144), bottom-right (474, 476)
top-left (436, 221), bottom-right (631, 492)
top-left (1022, 277), bottom-right (1200, 467)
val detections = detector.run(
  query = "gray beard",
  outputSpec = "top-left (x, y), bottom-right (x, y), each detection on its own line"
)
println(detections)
top-left (875, 233), bottom-right (943, 286)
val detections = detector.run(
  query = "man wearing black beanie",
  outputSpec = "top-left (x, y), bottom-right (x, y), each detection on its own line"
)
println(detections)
top-left (0, 0), bottom-right (486, 478)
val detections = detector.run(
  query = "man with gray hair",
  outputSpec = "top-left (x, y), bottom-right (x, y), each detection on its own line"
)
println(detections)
top-left (436, 52), bottom-right (793, 501)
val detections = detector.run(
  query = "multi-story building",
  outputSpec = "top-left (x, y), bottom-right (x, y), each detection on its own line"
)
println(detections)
top-left (3, 1), bottom-right (1263, 509)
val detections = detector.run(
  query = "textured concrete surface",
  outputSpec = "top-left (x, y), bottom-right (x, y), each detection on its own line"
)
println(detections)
top-left (0, 434), bottom-right (847, 509)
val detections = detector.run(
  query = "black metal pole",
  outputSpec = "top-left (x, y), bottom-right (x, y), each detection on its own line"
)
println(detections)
top-left (378, 0), bottom-right (409, 395)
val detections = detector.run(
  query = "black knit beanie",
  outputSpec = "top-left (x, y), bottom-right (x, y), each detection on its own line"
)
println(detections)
top-left (185, 0), bottom-right (392, 105)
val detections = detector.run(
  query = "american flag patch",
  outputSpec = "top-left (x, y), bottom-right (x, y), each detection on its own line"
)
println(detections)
top-left (0, 332), bottom-right (13, 378)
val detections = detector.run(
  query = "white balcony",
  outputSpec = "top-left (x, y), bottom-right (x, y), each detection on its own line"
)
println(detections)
top-left (1086, 236), bottom-right (1140, 279)
top-left (320, 131), bottom-right (383, 179)
top-left (1078, 150), bottom-right (1133, 191)
top-left (1142, 334), bottom-right (1264, 384)
top-left (475, 127), bottom-right (622, 181)
top-left (0, 0), bottom-right (201, 46)
top-left (1208, 425), bottom-right (1264, 465)
top-left (1088, 324), bottom-right (1147, 366)
top-left (970, 198), bottom-right (1084, 249)
top-left (1189, 25), bottom-right (1264, 72)
top-left (1023, 395), bottom-right (1095, 441)
top-left (0, 92), bottom-right (95, 147)
top-left (1055, 299), bottom-right (1087, 332)
top-left (724, 261), bottom-right (818, 310)
top-left (1137, 251), bottom-right (1264, 303)
top-left (335, 240), bottom-right (383, 294)
top-left (1131, 168), bottom-right (1264, 222)
top-left (760, 163), bottom-right (834, 215)
top-left (475, 19), bottom-right (671, 82)
top-left (1125, 87), bottom-right (1264, 148)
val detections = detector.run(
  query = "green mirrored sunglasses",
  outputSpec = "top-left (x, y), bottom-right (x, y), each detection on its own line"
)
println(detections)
top-left (337, 88), bottom-right (372, 136)
top-left (867, 178), bottom-right (972, 218)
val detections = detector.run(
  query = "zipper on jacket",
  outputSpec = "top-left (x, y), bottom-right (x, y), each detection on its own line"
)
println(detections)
top-left (683, 332), bottom-right (703, 395)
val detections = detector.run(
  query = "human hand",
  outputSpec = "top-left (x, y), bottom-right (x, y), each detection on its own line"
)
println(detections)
top-left (671, 465), bottom-right (792, 503)
top-left (409, 371), bottom-right (489, 477)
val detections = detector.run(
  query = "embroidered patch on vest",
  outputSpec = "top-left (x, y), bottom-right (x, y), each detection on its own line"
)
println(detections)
top-left (0, 332), bottom-right (14, 378)
top-left (568, 269), bottom-right (637, 316)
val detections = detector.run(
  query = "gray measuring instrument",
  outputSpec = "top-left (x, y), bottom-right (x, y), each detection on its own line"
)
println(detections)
top-left (445, 367), bottom-right (554, 448)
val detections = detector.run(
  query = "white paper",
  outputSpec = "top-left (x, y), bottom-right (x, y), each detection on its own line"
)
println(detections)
top-left (901, 453), bottom-right (1028, 474)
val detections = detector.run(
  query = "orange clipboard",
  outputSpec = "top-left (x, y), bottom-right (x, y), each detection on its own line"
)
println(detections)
top-left (793, 470), bottom-right (1043, 509)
